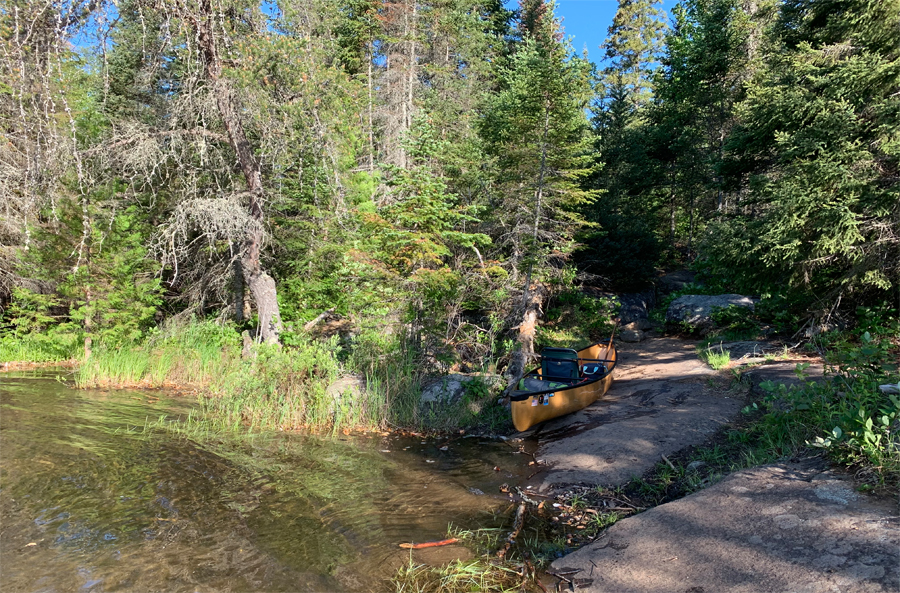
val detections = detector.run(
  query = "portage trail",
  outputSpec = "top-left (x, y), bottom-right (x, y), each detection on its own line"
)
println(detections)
top-left (531, 337), bottom-right (743, 488)
top-left (524, 336), bottom-right (899, 593)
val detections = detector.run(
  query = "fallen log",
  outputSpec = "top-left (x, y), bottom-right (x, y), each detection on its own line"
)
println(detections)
top-left (304, 307), bottom-right (336, 332)
top-left (496, 503), bottom-right (527, 559)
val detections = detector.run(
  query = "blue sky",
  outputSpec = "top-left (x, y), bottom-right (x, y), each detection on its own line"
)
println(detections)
top-left (525, 0), bottom-right (679, 66)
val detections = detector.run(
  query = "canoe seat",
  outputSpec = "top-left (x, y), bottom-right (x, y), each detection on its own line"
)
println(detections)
top-left (541, 348), bottom-right (580, 380)
top-left (581, 363), bottom-right (607, 377)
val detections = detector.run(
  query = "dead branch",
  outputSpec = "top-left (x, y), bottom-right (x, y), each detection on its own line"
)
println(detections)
top-left (496, 502), bottom-right (527, 559)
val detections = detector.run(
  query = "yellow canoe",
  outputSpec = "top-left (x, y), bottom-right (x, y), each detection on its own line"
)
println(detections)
top-left (510, 340), bottom-right (617, 432)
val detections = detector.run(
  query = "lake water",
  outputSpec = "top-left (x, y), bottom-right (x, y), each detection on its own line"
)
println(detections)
top-left (0, 371), bottom-right (533, 592)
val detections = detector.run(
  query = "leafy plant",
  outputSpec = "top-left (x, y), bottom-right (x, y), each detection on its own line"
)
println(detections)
top-left (757, 331), bottom-right (900, 487)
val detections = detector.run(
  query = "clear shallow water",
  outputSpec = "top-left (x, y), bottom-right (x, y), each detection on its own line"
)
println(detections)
top-left (0, 371), bottom-right (532, 592)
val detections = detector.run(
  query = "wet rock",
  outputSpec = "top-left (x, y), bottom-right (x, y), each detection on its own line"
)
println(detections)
top-left (666, 294), bottom-right (757, 334)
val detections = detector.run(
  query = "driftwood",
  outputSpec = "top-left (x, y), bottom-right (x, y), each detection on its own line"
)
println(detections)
top-left (496, 503), bottom-right (527, 559)
top-left (398, 538), bottom-right (459, 549)
top-left (304, 308), bottom-right (336, 332)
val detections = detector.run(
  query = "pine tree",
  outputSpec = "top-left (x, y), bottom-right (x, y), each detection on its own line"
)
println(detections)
top-left (480, 0), bottom-right (597, 377)
top-left (646, 0), bottom-right (761, 252)
top-left (600, 0), bottom-right (666, 111)
top-left (580, 0), bottom-right (667, 286)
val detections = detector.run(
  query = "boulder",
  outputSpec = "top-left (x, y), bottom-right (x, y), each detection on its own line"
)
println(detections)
top-left (420, 373), bottom-right (503, 405)
top-left (622, 319), bottom-right (653, 332)
top-left (666, 294), bottom-right (757, 334)
top-left (326, 375), bottom-right (366, 402)
top-left (657, 270), bottom-right (697, 294)
top-left (619, 328), bottom-right (645, 343)
top-left (581, 289), bottom-right (655, 327)
top-left (617, 290), bottom-right (656, 325)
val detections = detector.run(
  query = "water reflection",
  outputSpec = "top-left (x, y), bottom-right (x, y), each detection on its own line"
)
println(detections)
top-left (0, 371), bottom-right (530, 592)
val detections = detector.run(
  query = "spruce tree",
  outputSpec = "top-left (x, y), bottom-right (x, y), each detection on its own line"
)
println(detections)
top-left (480, 0), bottom-right (596, 375)
top-left (705, 0), bottom-right (900, 315)
top-left (581, 0), bottom-right (667, 286)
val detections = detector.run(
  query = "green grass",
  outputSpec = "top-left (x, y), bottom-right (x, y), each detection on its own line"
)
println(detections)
top-left (698, 343), bottom-right (731, 370)
top-left (75, 320), bottom-right (509, 434)
top-left (76, 320), bottom-right (239, 388)
top-left (0, 332), bottom-right (81, 363)
top-left (392, 557), bottom-right (535, 593)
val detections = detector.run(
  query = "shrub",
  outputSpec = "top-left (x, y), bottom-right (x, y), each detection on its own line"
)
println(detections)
top-left (758, 331), bottom-right (900, 488)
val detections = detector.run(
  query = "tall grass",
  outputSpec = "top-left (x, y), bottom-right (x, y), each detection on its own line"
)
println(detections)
top-left (392, 558), bottom-right (534, 593)
top-left (348, 328), bottom-right (426, 428)
top-left (699, 342), bottom-right (731, 370)
top-left (75, 320), bottom-right (511, 434)
top-left (0, 332), bottom-right (81, 363)
top-left (76, 320), bottom-right (239, 388)
top-left (202, 339), bottom-right (342, 431)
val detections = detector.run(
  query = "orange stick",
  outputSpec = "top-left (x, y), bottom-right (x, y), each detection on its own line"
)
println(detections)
top-left (399, 538), bottom-right (459, 549)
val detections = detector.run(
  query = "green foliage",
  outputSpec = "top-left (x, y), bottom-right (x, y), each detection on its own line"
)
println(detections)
top-left (756, 331), bottom-right (900, 487)
top-left (20, 199), bottom-right (163, 347)
top-left (204, 339), bottom-right (346, 432)
top-left (392, 557), bottom-right (534, 593)
top-left (698, 343), bottom-right (731, 370)
top-left (600, 0), bottom-right (667, 108)
top-left (480, 8), bottom-right (598, 279)
top-left (77, 320), bottom-right (240, 387)
top-left (0, 286), bottom-right (81, 362)
top-left (540, 290), bottom-right (616, 347)
top-left (0, 330), bottom-right (81, 364)
top-left (706, 0), bottom-right (900, 308)
top-left (709, 305), bottom-right (759, 339)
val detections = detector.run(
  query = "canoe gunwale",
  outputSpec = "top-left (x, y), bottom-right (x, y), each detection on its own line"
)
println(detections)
top-left (509, 339), bottom-right (618, 402)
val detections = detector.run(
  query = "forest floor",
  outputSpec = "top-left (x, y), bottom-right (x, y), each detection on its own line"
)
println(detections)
top-left (527, 335), bottom-right (900, 593)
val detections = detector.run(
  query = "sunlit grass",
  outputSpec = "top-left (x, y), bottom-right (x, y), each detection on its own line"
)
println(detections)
top-left (392, 557), bottom-right (534, 593)
top-left (0, 332), bottom-right (81, 363)
top-left (698, 343), bottom-right (731, 370)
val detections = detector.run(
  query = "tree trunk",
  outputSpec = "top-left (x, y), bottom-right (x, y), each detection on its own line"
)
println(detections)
top-left (670, 192), bottom-right (676, 248)
top-left (505, 282), bottom-right (547, 391)
top-left (507, 106), bottom-right (553, 391)
top-left (233, 258), bottom-right (246, 322)
top-left (193, 0), bottom-right (282, 343)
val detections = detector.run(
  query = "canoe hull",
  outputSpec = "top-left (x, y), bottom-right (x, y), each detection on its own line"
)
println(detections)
top-left (511, 341), bottom-right (616, 432)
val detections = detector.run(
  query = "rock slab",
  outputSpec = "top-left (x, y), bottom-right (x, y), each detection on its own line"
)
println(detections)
top-left (667, 294), bottom-right (757, 333)
top-left (420, 373), bottom-right (503, 404)
top-left (535, 338), bottom-right (741, 488)
top-left (552, 458), bottom-right (900, 593)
